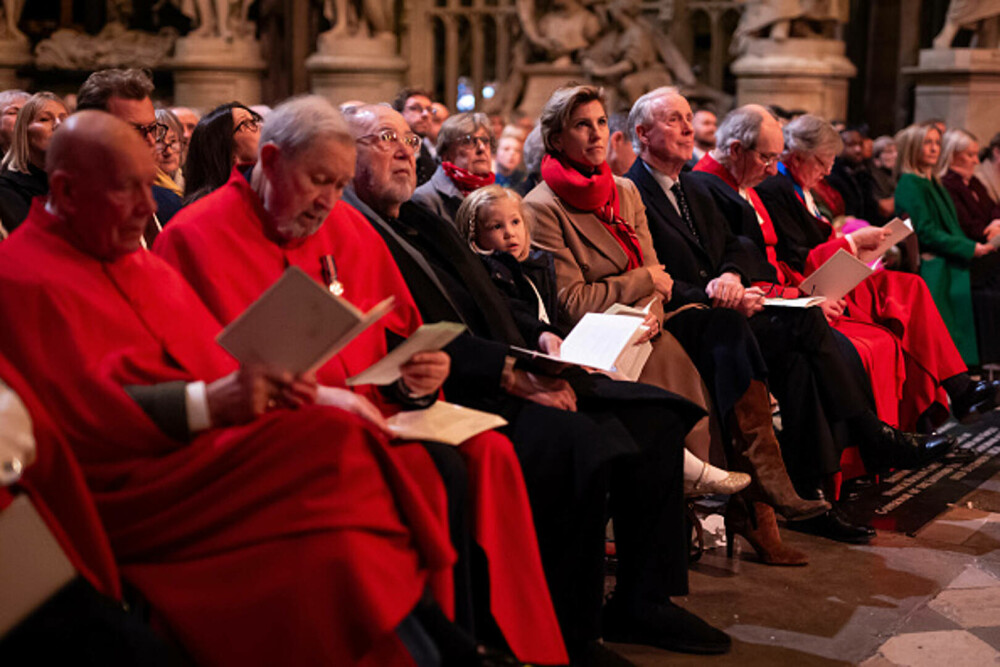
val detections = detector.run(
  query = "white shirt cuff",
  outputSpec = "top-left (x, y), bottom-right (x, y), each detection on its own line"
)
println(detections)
top-left (185, 381), bottom-right (212, 433)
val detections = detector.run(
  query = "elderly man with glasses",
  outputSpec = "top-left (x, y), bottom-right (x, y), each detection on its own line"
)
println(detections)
top-left (76, 68), bottom-right (183, 237)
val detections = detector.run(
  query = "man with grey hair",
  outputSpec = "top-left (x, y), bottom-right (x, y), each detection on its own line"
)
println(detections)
top-left (0, 89), bottom-right (28, 155)
top-left (691, 105), bottom-right (957, 543)
top-left (155, 96), bottom-right (569, 666)
top-left (344, 102), bottom-right (735, 661)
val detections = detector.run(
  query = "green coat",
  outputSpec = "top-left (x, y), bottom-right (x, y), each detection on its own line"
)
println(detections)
top-left (895, 172), bottom-right (979, 364)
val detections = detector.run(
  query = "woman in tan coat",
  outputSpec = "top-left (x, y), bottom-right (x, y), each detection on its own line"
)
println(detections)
top-left (524, 85), bottom-right (828, 575)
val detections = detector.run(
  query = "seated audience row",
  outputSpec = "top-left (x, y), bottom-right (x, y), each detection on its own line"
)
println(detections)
top-left (2, 68), bottom-right (1000, 667)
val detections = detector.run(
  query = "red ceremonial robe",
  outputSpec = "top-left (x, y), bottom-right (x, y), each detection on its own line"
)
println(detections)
top-left (787, 182), bottom-right (967, 430)
top-left (0, 354), bottom-right (120, 601)
top-left (0, 201), bottom-right (458, 667)
top-left (153, 169), bottom-right (567, 665)
top-left (694, 155), bottom-right (906, 427)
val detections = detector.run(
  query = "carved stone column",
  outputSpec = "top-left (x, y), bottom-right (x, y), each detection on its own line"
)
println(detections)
top-left (306, 33), bottom-right (407, 106)
top-left (170, 36), bottom-right (266, 109)
top-left (908, 48), bottom-right (1000, 141)
top-left (731, 37), bottom-right (856, 119)
top-left (0, 36), bottom-right (29, 90)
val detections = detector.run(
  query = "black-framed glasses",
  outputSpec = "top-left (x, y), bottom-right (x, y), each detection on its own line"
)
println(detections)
top-left (156, 138), bottom-right (181, 154)
top-left (233, 117), bottom-right (263, 135)
top-left (458, 134), bottom-right (496, 152)
top-left (133, 121), bottom-right (168, 143)
top-left (750, 147), bottom-right (780, 167)
top-left (357, 128), bottom-right (422, 152)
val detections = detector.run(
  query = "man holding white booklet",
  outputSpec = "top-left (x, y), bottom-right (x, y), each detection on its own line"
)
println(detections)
top-left (154, 97), bottom-right (568, 666)
top-left (629, 91), bottom-right (957, 545)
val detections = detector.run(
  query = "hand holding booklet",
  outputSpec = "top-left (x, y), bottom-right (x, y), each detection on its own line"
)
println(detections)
top-left (511, 305), bottom-right (653, 382)
top-left (346, 321), bottom-right (466, 386)
top-left (386, 401), bottom-right (508, 446)
top-left (797, 249), bottom-right (873, 302)
top-left (857, 217), bottom-right (914, 266)
top-left (216, 266), bottom-right (395, 373)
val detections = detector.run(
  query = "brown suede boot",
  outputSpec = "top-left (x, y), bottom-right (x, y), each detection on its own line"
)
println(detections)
top-left (728, 380), bottom-right (830, 521)
top-left (726, 498), bottom-right (808, 566)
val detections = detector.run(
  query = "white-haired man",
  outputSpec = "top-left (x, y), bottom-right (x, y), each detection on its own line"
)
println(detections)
top-left (153, 95), bottom-right (567, 666)
top-left (343, 102), bottom-right (737, 661)
top-left (0, 109), bottom-right (462, 667)
top-left (689, 104), bottom-right (955, 541)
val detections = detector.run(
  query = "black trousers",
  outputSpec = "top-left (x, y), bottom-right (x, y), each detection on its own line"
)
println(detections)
top-left (748, 307), bottom-right (873, 484)
top-left (498, 374), bottom-right (701, 657)
top-left (1, 577), bottom-right (190, 666)
top-left (663, 306), bottom-right (768, 418)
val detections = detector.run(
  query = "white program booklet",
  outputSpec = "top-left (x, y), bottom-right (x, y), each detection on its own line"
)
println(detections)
top-left (763, 296), bottom-right (826, 308)
top-left (387, 401), bottom-right (508, 446)
top-left (512, 312), bottom-right (648, 370)
top-left (217, 266), bottom-right (395, 374)
top-left (798, 249), bottom-right (873, 301)
top-left (857, 218), bottom-right (914, 266)
top-left (346, 321), bottom-right (466, 386)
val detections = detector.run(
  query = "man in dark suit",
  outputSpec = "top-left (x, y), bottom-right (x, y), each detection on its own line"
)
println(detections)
top-left (393, 87), bottom-right (439, 186)
top-left (625, 88), bottom-right (949, 543)
top-left (343, 102), bottom-right (733, 660)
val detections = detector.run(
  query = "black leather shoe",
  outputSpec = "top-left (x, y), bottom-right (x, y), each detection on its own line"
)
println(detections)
top-left (952, 379), bottom-right (1000, 423)
top-left (867, 425), bottom-right (956, 472)
top-left (788, 506), bottom-right (874, 544)
top-left (603, 594), bottom-right (731, 655)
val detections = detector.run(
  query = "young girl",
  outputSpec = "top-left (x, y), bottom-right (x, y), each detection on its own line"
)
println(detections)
top-left (457, 184), bottom-right (748, 496)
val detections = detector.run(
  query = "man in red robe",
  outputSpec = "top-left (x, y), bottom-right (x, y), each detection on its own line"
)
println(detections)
top-left (153, 96), bottom-right (567, 666)
top-left (0, 110), bottom-right (472, 666)
top-left (690, 105), bottom-right (955, 537)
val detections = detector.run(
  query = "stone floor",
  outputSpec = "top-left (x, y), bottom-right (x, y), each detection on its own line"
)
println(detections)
top-left (607, 471), bottom-right (1000, 666)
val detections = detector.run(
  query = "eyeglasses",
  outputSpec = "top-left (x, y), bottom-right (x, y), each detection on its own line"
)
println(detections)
top-left (133, 121), bottom-right (168, 143)
top-left (233, 117), bottom-right (262, 135)
top-left (156, 139), bottom-right (181, 154)
top-left (404, 102), bottom-right (431, 115)
top-left (457, 134), bottom-right (496, 152)
top-left (356, 128), bottom-right (422, 152)
top-left (750, 147), bottom-right (780, 167)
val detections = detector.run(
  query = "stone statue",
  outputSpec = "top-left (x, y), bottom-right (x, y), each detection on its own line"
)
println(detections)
top-left (516, 0), bottom-right (601, 66)
top-left (36, 22), bottom-right (177, 69)
top-left (581, 0), bottom-right (696, 106)
top-left (933, 0), bottom-right (1000, 49)
top-left (321, 0), bottom-right (394, 38)
top-left (0, 0), bottom-right (25, 42)
top-left (733, 0), bottom-right (849, 52)
top-left (177, 0), bottom-right (254, 41)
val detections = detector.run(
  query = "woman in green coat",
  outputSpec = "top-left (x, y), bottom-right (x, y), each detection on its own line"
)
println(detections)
top-left (894, 122), bottom-right (998, 365)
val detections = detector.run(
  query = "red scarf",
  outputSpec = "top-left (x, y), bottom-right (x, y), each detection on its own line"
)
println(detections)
top-left (541, 152), bottom-right (643, 269)
top-left (442, 161), bottom-right (495, 195)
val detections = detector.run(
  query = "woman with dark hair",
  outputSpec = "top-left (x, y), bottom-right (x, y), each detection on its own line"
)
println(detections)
top-left (0, 92), bottom-right (67, 236)
top-left (183, 102), bottom-right (262, 203)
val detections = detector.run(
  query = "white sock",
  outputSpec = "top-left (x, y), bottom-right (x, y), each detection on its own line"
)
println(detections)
top-left (683, 449), bottom-right (732, 484)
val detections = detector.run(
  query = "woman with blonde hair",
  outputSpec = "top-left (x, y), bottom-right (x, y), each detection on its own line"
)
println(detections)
top-left (0, 92), bottom-right (66, 235)
top-left (895, 122), bottom-right (999, 365)
top-left (458, 184), bottom-right (751, 498)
